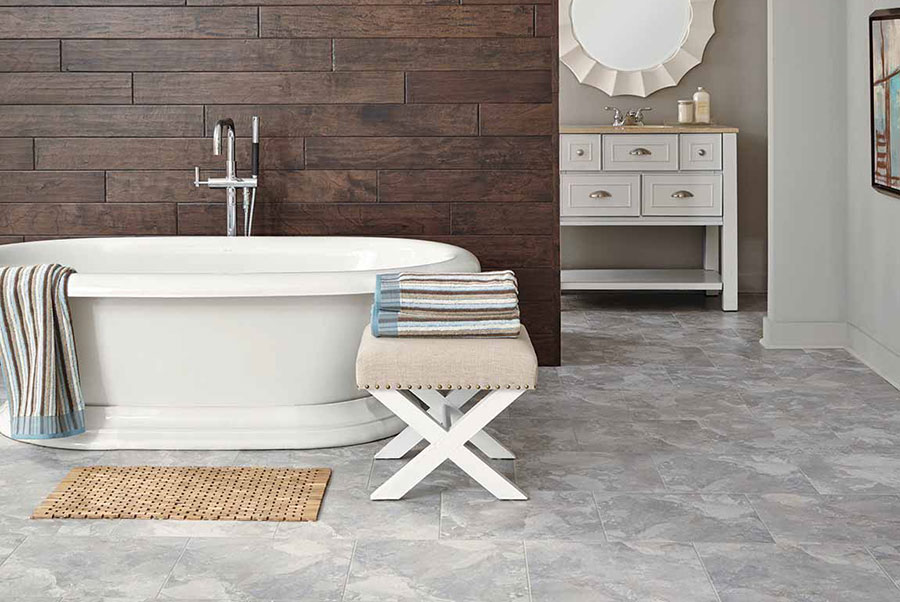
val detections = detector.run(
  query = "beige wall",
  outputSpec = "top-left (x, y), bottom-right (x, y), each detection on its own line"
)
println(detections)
top-left (560, 0), bottom-right (768, 292)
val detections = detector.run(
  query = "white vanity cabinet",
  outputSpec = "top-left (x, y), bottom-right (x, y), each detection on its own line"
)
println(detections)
top-left (560, 126), bottom-right (739, 311)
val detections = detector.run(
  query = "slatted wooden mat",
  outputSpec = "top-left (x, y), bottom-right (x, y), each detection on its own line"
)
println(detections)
top-left (32, 466), bottom-right (331, 522)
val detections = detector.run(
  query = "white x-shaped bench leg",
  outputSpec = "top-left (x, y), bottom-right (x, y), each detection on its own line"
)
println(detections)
top-left (375, 389), bottom-right (515, 461)
top-left (370, 389), bottom-right (527, 501)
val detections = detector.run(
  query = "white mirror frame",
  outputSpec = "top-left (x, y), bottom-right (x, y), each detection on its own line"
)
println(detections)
top-left (559, 0), bottom-right (717, 98)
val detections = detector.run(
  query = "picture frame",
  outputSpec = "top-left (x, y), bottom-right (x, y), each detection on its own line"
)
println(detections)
top-left (871, 9), bottom-right (900, 196)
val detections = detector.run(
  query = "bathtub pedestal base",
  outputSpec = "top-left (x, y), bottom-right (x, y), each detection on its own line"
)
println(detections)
top-left (0, 396), bottom-right (404, 450)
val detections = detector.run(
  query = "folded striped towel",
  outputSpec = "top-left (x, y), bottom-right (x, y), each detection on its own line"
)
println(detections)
top-left (0, 265), bottom-right (85, 439)
top-left (372, 271), bottom-right (521, 338)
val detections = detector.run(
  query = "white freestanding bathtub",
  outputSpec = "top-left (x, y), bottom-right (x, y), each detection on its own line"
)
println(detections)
top-left (0, 237), bottom-right (480, 450)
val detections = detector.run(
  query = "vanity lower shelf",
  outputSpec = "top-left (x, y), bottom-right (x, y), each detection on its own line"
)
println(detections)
top-left (561, 269), bottom-right (723, 292)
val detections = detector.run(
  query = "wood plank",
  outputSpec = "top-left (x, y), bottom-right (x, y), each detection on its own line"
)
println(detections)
top-left (107, 170), bottom-right (219, 203)
top-left (134, 73), bottom-right (403, 104)
top-left (107, 170), bottom-right (377, 204)
top-left (261, 6), bottom-right (532, 38)
top-left (451, 202), bottom-right (555, 235)
top-left (413, 235), bottom-right (557, 268)
top-left (535, 4), bottom-right (554, 37)
top-left (36, 138), bottom-right (302, 170)
top-left (519, 301), bottom-right (558, 334)
top-left (0, 171), bottom-right (105, 203)
top-left (407, 71), bottom-right (551, 103)
top-left (0, 41), bottom-right (60, 71)
top-left (0, 0), bottom-right (183, 4)
top-left (480, 103), bottom-right (554, 135)
top-left (205, 105), bottom-right (477, 137)
top-left (0, 203), bottom-right (176, 235)
top-left (528, 331), bottom-right (559, 367)
top-left (306, 136), bottom-right (552, 169)
top-left (0, 73), bottom-right (132, 105)
top-left (0, 7), bottom-right (257, 38)
top-left (334, 38), bottom-right (552, 71)
top-left (378, 169), bottom-right (553, 203)
top-left (191, 0), bottom-right (457, 5)
top-left (0, 139), bottom-right (34, 170)
top-left (178, 203), bottom-right (449, 236)
top-left (513, 267), bottom-right (559, 302)
top-left (262, 171), bottom-right (377, 203)
top-left (0, 106), bottom-right (202, 137)
top-left (63, 39), bottom-right (331, 72)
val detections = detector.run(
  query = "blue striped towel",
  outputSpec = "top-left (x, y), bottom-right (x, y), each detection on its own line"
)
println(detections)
top-left (0, 265), bottom-right (85, 439)
top-left (372, 271), bottom-right (521, 338)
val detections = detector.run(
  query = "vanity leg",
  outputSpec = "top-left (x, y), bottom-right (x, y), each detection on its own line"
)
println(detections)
top-left (704, 226), bottom-right (720, 297)
top-left (721, 133), bottom-right (738, 311)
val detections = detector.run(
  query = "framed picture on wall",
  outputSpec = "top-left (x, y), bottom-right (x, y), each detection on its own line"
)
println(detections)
top-left (871, 9), bottom-right (900, 196)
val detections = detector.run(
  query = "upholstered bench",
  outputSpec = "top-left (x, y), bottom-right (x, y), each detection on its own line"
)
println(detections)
top-left (356, 325), bottom-right (538, 501)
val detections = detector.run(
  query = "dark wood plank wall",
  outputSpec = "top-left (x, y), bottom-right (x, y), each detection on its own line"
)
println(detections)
top-left (0, 0), bottom-right (561, 364)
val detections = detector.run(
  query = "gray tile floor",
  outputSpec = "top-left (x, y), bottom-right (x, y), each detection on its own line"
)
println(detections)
top-left (2, 293), bottom-right (900, 600)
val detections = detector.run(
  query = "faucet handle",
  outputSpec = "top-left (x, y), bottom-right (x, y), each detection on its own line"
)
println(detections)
top-left (193, 166), bottom-right (209, 188)
top-left (633, 107), bottom-right (653, 122)
top-left (604, 106), bottom-right (625, 126)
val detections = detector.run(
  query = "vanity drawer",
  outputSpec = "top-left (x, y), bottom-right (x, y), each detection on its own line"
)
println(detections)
top-left (560, 134), bottom-right (601, 171)
top-left (642, 174), bottom-right (723, 216)
top-left (680, 134), bottom-right (723, 170)
top-left (561, 173), bottom-right (641, 217)
top-left (602, 134), bottom-right (678, 171)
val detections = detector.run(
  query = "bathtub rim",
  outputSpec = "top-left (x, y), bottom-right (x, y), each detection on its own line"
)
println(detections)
top-left (0, 236), bottom-right (481, 298)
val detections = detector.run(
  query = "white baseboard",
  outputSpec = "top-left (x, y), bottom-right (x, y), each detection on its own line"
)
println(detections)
top-left (760, 317), bottom-right (900, 392)
top-left (847, 324), bottom-right (900, 391)
top-left (760, 317), bottom-right (848, 349)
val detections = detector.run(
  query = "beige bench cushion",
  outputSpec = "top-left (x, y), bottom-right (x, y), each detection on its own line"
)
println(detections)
top-left (356, 325), bottom-right (538, 391)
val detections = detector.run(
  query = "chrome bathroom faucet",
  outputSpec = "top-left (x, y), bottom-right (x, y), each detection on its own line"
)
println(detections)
top-left (194, 116), bottom-right (260, 236)
top-left (604, 106), bottom-right (653, 127)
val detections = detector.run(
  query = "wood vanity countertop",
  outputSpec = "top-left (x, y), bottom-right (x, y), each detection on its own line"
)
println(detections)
top-left (560, 124), bottom-right (740, 134)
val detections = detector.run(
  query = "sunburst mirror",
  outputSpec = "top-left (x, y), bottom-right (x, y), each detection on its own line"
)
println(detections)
top-left (559, 0), bottom-right (717, 98)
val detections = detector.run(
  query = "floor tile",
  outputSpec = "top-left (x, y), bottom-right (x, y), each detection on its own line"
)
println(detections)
top-left (112, 520), bottom-right (277, 539)
top-left (515, 451), bottom-right (666, 492)
top-left (696, 543), bottom-right (900, 602)
top-left (440, 490), bottom-right (605, 541)
top-left (98, 450), bottom-right (239, 467)
top-left (486, 418), bottom-right (580, 452)
top-left (0, 536), bottom-right (186, 599)
top-left (596, 493), bottom-right (773, 543)
top-left (343, 539), bottom-right (528, 602)
top-left (796, 452), bottom-right (900, 494)
top-left (654, 453), bottom-right (818, 493)
top-left (274, 487), bottom-right (440, 540)
top-left (526, 540), bottom-right (718, 602)
top-left (368, 457), bottom-right (515, 493)
top-left (748, 493), bottom-right (900, 544)
top-left (159, 537), bottom-right (353, 601)
top-left (233, 444), bottom-right (378, 490)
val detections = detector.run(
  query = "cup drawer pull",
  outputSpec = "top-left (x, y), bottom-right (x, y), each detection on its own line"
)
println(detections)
top-left (629, 147), bottom-right (652, 156)
top-left (671, 190), bottom-right (695, 199)
top-left (589, 190), bottom-right (612, 199)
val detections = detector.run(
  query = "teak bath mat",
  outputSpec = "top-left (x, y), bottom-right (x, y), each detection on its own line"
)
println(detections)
top-left (32, 466), bottom-right (331, 522)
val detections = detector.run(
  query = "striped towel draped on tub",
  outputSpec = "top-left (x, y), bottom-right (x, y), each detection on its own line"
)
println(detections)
top-left (0, 265), bottom-right (85, 439)
top-left (372, 270), bottom-right (521, 338)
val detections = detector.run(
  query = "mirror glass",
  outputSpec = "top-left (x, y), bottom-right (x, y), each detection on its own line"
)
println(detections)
top-left (571, 0), bottom-right (692, 72)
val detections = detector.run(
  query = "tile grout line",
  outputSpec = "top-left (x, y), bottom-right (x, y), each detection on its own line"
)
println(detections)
top-left (522, 540), bottom-right (534, 602)
top-left (692, 542), bottom-right (724, 602)
top-left (153, 536), bottom-right (190, 600)
top-left (338, 539), bottom-right (358, 602)
top-left (0, 535), bottom-right (28, 570)
top-left (865, 546), bottom-right (900, 593)
top-left (744, 495), bottom-right (781, 545)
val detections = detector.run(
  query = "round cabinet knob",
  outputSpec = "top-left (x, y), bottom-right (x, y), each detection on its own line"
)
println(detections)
top-left (575, 149), bottom-right (585, 157)
top-left (698, 149), bottom-right (707, 157)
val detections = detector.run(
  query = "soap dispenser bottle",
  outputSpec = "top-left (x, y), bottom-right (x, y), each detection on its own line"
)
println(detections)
top-left (693, 87), bottom-right (711, 124)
